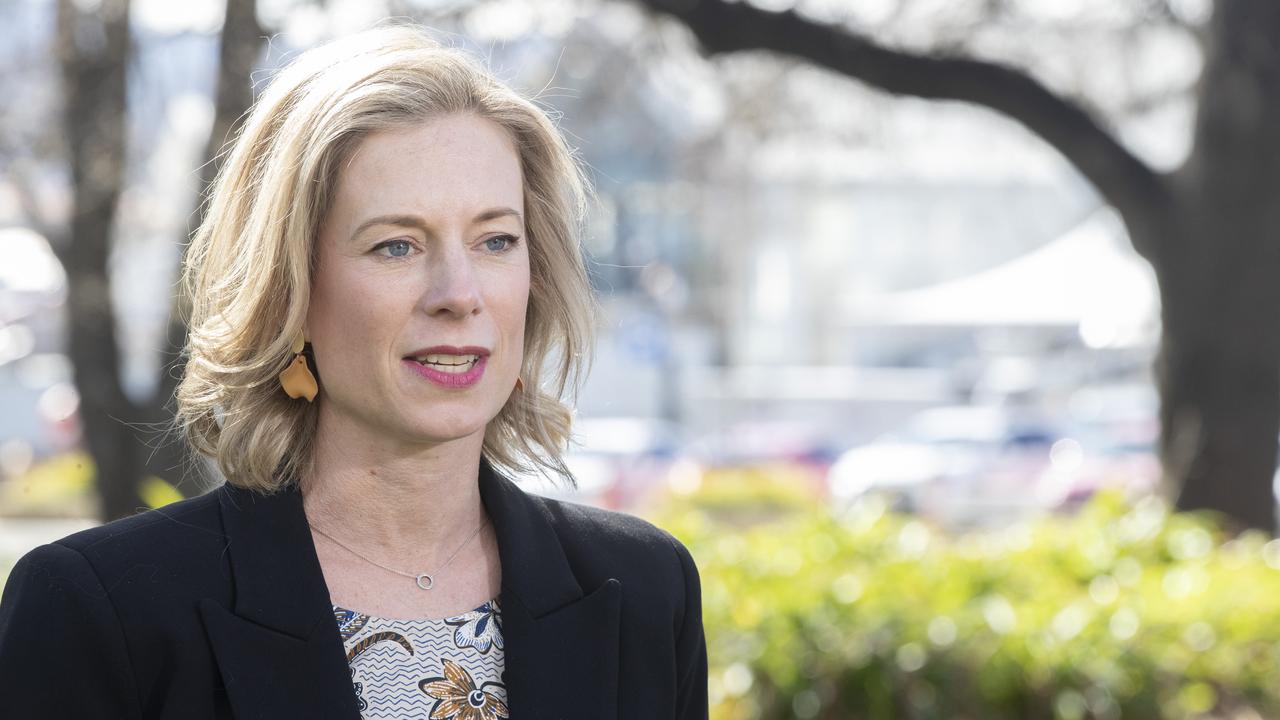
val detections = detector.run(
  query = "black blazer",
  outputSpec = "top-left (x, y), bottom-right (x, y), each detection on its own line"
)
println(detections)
top-left (0, 456), bottom-right (708, 719)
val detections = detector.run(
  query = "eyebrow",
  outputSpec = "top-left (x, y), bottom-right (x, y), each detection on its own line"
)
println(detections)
top-left (349, 207), bottom-right (524, 241)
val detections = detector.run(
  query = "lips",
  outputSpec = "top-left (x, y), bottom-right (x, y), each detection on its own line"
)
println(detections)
top-left (405, 347), bottom-right (490, 368)
top-left (403, 345), bottom-right (491, 362)
top-left (403, 353), bottom-right (488, 388)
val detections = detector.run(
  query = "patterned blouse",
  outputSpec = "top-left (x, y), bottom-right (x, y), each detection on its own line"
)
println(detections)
top-left (332, 596), bottom-right (507, 719)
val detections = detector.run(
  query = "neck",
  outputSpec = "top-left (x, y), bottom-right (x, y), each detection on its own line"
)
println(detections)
top-left (299, 410), bottom-right (490, 565)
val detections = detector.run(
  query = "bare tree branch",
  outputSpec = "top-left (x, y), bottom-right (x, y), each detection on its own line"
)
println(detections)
top-left (636, 0), bottom-right (1171, 257)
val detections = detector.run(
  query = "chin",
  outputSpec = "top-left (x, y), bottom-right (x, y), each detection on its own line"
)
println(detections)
top-left (403, 414), bottom-right (491, 443)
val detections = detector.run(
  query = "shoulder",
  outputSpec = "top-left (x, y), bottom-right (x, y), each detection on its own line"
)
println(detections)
top-left (51, 486), bottom-right (226, 567)
top-left (520, 491), bottom-right (708, 699)
top-left (528, 491), bottom-right (686, 556)
top-left (522, 491), bottom-right (699, 596)
top-left (8, 487), bottom-right (229, 605)
top-left (0, 541), bottom-right (144, 717)
top-left (0, 492), bottom-right (229, 717)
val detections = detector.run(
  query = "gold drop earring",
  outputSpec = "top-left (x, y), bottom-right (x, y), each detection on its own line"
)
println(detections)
top-left (278, 331), bottom-right (318, 402)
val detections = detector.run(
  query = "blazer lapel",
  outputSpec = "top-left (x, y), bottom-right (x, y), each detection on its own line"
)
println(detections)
top-left (480, 457), bottom-right (622, 720)
top-left (201, 482), bottom-right (362, 719)
top-left (200, 458), bottom-right (621, 720)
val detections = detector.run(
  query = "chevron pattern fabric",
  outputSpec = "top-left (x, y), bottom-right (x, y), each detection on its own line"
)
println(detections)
top-left (333, 597), bottom-right (507, 719)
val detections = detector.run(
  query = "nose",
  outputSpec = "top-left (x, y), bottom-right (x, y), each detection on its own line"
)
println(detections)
top-left (417, 242), bottom-right (482, 318)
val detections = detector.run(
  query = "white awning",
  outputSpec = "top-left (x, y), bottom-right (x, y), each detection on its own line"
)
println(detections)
top-left (850, 207), bottom-right (1159, 347)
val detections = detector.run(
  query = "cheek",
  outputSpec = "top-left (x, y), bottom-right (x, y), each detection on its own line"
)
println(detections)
top-left (510, 274), bottom-right (531, 335)
top-left (309, 267), bottom-right (399, 353)
top-left (311, 273), bottom-right (355, 336)
top-left (498, 274), bottom-right (531, 361)
top-left (487, 255), bottom-right (530, 310)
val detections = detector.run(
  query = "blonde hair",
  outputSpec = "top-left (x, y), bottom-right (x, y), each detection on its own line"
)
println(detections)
top-left (176, 25), bottom-right (597, 493)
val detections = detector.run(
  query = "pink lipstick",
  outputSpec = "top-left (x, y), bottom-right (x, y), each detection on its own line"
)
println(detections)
top-left (402, 355), bottom-right (487, 389)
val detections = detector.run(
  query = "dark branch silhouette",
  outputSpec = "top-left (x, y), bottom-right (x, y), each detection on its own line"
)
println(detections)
top-left (638, 0), bottom-right (1169, 256)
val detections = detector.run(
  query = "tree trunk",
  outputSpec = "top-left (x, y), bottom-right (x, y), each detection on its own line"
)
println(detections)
top-left (56, 0), bottom-right (144, 520)
top-left (55, 0), bottom-right (263, 519)
top-left (1155, 0), bottom-right (1280, 532)
top-left (143, 0), bottom-right (263, 497)
top-left (1150, 213), bottom-right (1280, 533)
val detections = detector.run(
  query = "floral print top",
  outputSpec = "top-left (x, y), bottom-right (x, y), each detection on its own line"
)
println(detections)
top-left (333, 596), bottom-right (507, 719)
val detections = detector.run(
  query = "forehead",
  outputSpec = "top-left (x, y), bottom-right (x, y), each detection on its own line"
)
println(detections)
top-left (331, 114), bottom-right (524, 222)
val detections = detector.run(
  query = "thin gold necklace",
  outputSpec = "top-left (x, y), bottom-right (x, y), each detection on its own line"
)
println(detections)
top-left (308, 520), bottom-right (487, 591)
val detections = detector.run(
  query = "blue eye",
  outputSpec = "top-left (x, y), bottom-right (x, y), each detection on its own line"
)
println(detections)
top-left (486, 235), bottom-right (519, 253)
top-left (376, 239), bottom-right (413, 258)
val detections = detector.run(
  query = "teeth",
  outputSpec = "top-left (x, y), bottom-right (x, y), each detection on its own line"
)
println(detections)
top-left (412, 353), bottom-right (479, 368)
top-left (422, 360), bottom-right (475, 374)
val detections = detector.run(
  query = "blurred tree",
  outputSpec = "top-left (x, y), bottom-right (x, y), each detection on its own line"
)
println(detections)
top-left (40, 0), bottom-right (263, 520)
top-left (142, 0), bottom-right (264, 502)
top-left (53, 0), bottom-right (138, 520)
top-left (636, 0), bottom-right (1280, 533)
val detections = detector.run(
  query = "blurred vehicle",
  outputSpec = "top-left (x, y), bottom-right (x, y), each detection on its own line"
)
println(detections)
top-left (521, 416), bottom-right (679, 511)
top-left (1055, 421), bottom-right (1161, 510)
top-left (0, 229), bottom-right (71, 472)
top-left (680, 419), bottom-right (838, 469)
top-left (1057, 383), bottom-right (1162, 508)
top-left (672, 419), bottom-right (837, 500)
top-left (828, 405), bottom-right (1006, 508)
top-left (827, 404), bottom-right (1153, 529)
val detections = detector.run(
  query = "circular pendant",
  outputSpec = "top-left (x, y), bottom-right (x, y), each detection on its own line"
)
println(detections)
top-left (415, 573), bottom-right (435, 590)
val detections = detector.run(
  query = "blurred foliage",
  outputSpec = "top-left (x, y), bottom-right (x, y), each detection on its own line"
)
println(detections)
top-left (663, 463), bottom-right (827, 527)
top-left (0, 451), bottom-right (182, 518)
top-left (651, 474), bottom-right (1280, 720)
top-left (0, 451), bottom-right (98, 518)
top-left (0, 452), bottom-right (185, 586)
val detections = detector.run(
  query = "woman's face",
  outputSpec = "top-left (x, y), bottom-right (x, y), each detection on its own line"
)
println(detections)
top-left (307, 113), bottom-right (529, 452)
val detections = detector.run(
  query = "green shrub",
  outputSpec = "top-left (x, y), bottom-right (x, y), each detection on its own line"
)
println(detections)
top-left (652, 485), bottom-right (1280, 720)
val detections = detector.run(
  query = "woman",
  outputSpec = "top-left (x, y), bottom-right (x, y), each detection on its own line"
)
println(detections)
top-left (0, 26), bottom-right (708, 720)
